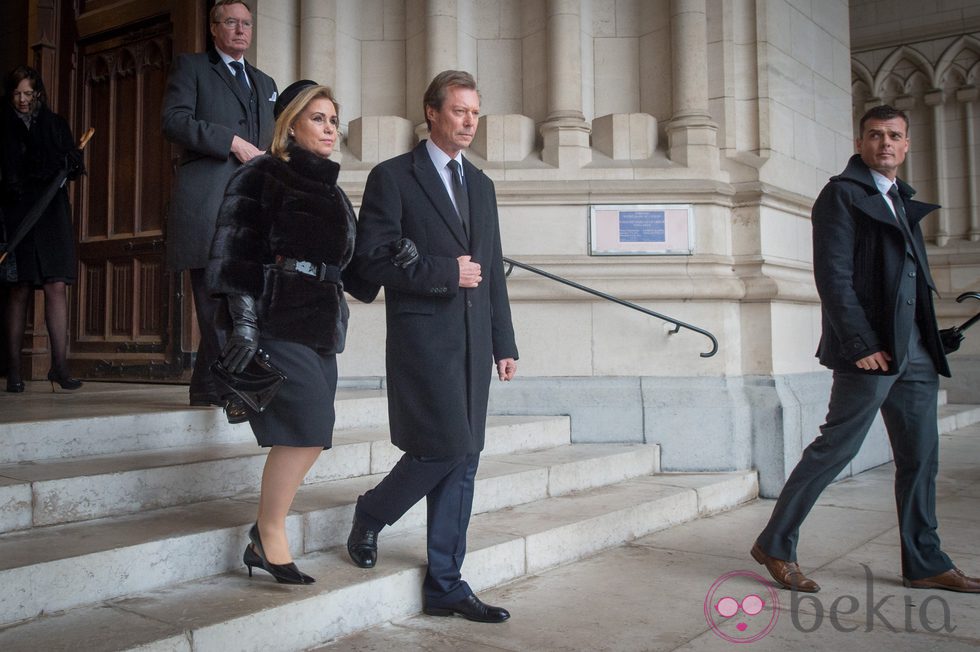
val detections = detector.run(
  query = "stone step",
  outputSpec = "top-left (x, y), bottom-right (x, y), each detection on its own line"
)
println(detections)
top-left (0, 442), bottom-right (657, 627)
top-left (0, 470), bottom-right (757, 651)
top-left (0, 415), bottom-right (571, 533)
top-left (0, 387), bottom-right (390, 464)
top-left (938, 403), bottom-right (980, 435)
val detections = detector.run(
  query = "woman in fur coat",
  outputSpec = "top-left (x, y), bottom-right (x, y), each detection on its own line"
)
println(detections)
top-left (207, 82), bottom-right (375, 585)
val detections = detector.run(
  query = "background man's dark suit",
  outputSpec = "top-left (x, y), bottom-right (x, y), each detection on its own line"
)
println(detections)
top-left (754, 140), bottom-right (962, 587)
top-left (161, 48), bottom-right (276, 402)
top-left (352, 139), bottom-right (518, 610)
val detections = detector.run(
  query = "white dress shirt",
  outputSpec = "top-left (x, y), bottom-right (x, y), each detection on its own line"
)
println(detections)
top-left (425, 139), bottom-right (465, 214)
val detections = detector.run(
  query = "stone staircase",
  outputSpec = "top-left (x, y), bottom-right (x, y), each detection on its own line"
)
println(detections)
top-left (0, 383), bottom-right (758, 651)
top-left (0, 381), bottom-right (977, 651)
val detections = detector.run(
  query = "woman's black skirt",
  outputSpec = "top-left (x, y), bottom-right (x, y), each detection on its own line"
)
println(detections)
top-left (247, 337), bottom-right (337, 448)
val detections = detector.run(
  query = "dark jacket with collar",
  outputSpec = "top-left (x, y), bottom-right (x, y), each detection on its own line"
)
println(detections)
top-left (353, 141), bottom-right (519, 457)
top-left (813, 153), bottom-right (949, 377)
top-left (162, 49), bottom-right (277, 271)
top-left (206, 144), bottom-right (367, 354)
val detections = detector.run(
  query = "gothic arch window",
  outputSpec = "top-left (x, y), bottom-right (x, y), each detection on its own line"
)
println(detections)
top-left (874, 45), bottom-right (935, 94)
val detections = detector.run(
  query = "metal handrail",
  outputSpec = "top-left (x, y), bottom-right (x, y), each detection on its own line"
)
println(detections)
top-left (502, 257), bottom-right (719, 358)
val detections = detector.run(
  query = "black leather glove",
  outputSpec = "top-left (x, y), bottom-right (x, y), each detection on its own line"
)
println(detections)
top-left (390, 238), bottom-right (419, 268)
top-left (64, 149), bottom-right (85, 181)
top-left (939, 327), bottom-right (963, 355)
top-left (219, 294), bottom-right (259, 373)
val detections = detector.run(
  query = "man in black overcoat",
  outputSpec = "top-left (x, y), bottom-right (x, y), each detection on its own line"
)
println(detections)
top-left (347, 70), bottom-right (519, 622)
top-left (161, 0), bottom-right (276, 405)
top-left (751, 105), bottom-right (980, 593)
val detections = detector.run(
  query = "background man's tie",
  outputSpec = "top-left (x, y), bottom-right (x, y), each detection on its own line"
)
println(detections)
top-left (229, 61), bottom-right (251, 96)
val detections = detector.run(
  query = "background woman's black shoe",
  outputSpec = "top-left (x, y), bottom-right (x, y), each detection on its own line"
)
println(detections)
top-left (5, 380), bottom-right (25, 393)
top-left (47, 370), bottom-right (82, 391)
top-left (245, 523), bottom-right (314, 584)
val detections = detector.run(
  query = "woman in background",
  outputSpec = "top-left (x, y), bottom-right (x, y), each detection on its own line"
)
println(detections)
top-left (0, 65), bottom-right (83, 393)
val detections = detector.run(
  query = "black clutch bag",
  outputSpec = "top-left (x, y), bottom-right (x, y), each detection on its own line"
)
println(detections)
top-left (210, 349), bottom-right (287, 413)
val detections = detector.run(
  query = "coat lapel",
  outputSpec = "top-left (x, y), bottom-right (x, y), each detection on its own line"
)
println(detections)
top-left (209, 51), bottom-right (250, 110)
top-left (411, 143), bottom-right (469, 247)
top-left (461, 157), bottom-right (484, 252)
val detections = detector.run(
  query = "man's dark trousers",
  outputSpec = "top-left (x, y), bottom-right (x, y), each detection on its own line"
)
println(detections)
top-left (189, 268), bottom-right (223, 400)
top-left (757, 326), bottom-right (952, 580)
top-left (356, 452), bottom-right (480, 606)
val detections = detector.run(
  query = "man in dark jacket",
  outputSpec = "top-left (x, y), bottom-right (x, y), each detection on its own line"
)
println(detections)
top-left (751, 105), bottom-right (979, 593)
top-left (346, 70), bottom-right (519, 622)
top-left (161, 0), bottom-right (276, 405)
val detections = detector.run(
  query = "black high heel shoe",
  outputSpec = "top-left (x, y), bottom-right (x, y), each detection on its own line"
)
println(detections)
top-left (47, 370), bottom-right (82, 392)
top-left (243, 523), bottom-right (315, 585)
top-left (5, 380), bottom-right (25, 393)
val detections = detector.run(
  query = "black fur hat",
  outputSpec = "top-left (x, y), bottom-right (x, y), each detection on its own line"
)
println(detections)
top-left (274, 79), bottom-right (317, 119)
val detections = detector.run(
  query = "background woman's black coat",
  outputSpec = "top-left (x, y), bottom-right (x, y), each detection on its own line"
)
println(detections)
top-left (206, 145), bottom-right (365, 353)
top-left (0, 103), bottom-right (77, 285)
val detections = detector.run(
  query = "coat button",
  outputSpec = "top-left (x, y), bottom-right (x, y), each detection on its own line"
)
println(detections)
top-left (908, 271), bottom-right (916, 277)
top-left (467, 300), bottom-right (473, 307)
top-left (906, 299), bottom-right (914, 305)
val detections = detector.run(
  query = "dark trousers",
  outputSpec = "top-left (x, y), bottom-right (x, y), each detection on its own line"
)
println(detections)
top-left (357, 452), bottom-right (480, 606)
top-left (189, 268), bottom-right (222, 400)
top-left (757, 329), bottom-right (952, 580)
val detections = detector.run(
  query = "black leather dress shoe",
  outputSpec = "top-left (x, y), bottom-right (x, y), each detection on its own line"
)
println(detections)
top-left (423, 594), bottom-right (510, 623)
top-left (346, 512), bottom-right (378, 569)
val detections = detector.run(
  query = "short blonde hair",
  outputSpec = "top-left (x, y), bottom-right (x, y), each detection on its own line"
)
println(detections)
top-left (270, 85), bottom-right (340, 161)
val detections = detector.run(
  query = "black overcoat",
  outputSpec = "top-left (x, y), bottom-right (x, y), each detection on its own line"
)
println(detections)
top-left (0, 103), bottom-right (77, 285)
top-left (206, 145), bottom-right (367, 353)
top-left (812, 154), bottom-right (949, 377)
top-left (162, 49), bottom-right (277, 271)
top-left (354, 141), bottom-right (519, 458)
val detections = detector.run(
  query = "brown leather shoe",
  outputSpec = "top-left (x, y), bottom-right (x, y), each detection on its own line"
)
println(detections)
top-left (903, 567), bottom-right (980, 593)
top-left (751, 542), bottom-right (820, 592)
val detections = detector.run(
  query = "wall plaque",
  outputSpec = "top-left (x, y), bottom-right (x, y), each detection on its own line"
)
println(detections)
top-left (589, 204), bottom-right (694, 255)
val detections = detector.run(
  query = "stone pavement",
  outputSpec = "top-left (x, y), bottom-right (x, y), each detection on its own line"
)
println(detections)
top-left (317, 423), bottom-right (980, 651)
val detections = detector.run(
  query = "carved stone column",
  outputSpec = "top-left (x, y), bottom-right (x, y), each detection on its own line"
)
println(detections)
top-left (299, 0), bottom-right (337, 89)
top-left (539, 0), bottom-right (591, 168)
top-left (665, 0), bottom-right (718, 171)
top-left (924, 88), bottom-right (948, 246)
top-left (957, 86), bottom-right (980, 242)
top-left (425, 0), bottom-right (458, 82)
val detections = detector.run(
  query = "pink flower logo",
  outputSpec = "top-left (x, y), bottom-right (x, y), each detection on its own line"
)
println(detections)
top-left (704, 571), bottom-right (780, 643)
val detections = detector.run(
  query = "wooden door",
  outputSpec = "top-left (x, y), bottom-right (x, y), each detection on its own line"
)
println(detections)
top-left (70, 18), bottom-right (182, 379)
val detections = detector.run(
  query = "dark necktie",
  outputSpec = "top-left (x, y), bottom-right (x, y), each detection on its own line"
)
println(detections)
top-left (447, 159), bottom-right (470, 237)
top-left (887, 184), bottom-right (913, 240)
top-left (229, 61), bottom-right (251, 96)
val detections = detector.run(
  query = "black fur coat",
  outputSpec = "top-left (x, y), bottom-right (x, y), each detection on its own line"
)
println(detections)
top-left (206, 144), bottom-right (371, 353)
